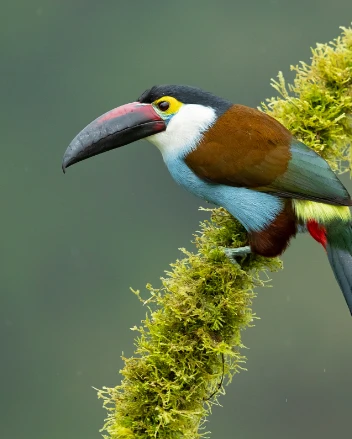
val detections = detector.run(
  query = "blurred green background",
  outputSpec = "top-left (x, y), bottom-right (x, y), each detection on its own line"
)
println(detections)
top-left (1, 1), bottom-right (352, 438)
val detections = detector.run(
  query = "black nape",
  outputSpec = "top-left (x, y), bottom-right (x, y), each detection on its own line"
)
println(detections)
top-left (138, 84), bottom-right (232, 116)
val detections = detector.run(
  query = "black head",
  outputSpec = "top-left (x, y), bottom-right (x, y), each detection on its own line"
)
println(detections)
top-left (62, 84), bottom-right (232, 172)
top-left (138, 84), bottom-right (232, 116)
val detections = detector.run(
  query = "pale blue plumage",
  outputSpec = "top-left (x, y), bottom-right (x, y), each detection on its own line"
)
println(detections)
top-left (148, 103), bottom-right (284, 232)
top-left (164, 154), bottom-right (284, 232)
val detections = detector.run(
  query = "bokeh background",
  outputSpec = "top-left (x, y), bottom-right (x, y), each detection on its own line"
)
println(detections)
top-left (1, 1), bottom-right (352, 438)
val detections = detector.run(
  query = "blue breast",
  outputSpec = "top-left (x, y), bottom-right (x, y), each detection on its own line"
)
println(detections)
top-left (164, 155), bottom-right (284, 232)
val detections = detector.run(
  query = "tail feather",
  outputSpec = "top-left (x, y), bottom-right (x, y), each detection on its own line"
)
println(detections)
top-left (308, 219), bottom-right (352, 314)
top-left (326, 243), bottom-right (352, 314)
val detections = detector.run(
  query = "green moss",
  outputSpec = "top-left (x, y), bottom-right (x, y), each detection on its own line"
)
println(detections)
top-left (98, 209), bottom-right (281, 439)
top-left (261, 26), bottom-right (352, 172)
top-left (98, 25), bottom-right (352, 438)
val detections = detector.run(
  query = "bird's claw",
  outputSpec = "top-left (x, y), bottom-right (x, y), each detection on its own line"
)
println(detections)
top-left (221, 246), bottom-right (251, 265)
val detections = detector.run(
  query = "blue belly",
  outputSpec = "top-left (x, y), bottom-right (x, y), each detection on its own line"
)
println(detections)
top-left (164, 155), bottom-right (284, 232)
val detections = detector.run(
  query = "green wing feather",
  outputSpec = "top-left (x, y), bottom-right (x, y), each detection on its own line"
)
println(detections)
top-left (266, 141), bottom-right (351, 206)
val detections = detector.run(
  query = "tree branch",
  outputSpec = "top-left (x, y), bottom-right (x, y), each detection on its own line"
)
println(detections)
top-left (97, 25), bottom-right (352, 439)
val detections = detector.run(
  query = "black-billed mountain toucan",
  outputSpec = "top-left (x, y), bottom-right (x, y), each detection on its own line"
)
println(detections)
top-left (62, 85), bottom-right (352, 314)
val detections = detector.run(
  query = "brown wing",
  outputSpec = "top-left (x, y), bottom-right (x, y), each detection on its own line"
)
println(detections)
top-left (185, 104), bottom-right (352, 205)
top-left (185, 104), bottom-right (292, 189)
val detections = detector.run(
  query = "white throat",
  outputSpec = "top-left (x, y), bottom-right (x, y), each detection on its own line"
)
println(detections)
top-left (147, 104), bottom-right (216, 158)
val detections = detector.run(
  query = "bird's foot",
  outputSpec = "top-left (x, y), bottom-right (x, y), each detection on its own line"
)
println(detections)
top-left (222, 246), bottom-right (251, 265)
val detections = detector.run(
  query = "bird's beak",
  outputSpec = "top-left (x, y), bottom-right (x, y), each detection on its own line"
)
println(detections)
top-left (62, 102), bottom-right (166, 172)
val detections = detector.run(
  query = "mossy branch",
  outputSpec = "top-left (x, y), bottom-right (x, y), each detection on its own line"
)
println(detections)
top-left (97, 26), bottom-right (352, 439)
top-left (262, 26), bottom-right (352, 170)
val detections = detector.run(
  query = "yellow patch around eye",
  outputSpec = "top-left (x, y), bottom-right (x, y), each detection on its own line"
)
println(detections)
top-left (154, 96), bottom-right (183, 115)
top-left (293, 199), bottom-right (351, 223)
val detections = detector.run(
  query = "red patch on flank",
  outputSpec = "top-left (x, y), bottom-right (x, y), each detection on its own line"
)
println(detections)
top-left (307, 220), bottom-right (327, 249)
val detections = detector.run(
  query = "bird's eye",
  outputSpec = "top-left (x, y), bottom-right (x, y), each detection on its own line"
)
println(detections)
top-left (157, 101), bottom-right (170, 112)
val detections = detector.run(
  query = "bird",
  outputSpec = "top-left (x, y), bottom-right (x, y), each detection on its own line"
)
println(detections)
top-left (62, 84), bottom-right (352, 314)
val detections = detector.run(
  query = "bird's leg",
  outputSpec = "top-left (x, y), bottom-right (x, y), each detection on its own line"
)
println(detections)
top-left (222, 246), bottom-right (251, 265)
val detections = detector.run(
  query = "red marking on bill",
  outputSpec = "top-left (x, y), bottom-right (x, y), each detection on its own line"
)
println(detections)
top-left (98, 102), bottom-right (161, 124)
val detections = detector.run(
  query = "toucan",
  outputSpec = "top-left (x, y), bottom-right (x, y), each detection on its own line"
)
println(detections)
top-left (62, 84), bottom-right (352, 314)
